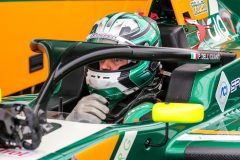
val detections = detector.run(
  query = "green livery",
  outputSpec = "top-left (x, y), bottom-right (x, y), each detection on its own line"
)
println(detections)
top-left (1, 0), bottom-right (240, 159)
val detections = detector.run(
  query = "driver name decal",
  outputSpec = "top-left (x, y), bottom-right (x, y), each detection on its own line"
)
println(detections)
top-left (215, 71), bottom-right (230, 112)
top-left (191, 52), bottom-right (220, 60)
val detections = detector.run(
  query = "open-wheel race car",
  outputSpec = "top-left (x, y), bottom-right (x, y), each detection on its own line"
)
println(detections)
top-left (0, 38), bottom-right (239, 160)
top-left (0, 0), bottom-right (240, 159)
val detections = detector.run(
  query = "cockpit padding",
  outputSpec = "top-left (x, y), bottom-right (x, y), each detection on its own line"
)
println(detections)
top-left (165, 64), bottom-right (210, 102)
top-left (159, 25), bottom-right (188, 48)
top-left (158, 25), bottom-right (188, 72)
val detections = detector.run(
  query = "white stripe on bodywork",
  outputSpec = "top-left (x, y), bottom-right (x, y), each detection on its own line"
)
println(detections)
top-left (114, 130), bottom-right (137, 160)
top-left (1, 101), bottom-right (30, 105)
top-left (0, 119), bottom-right (111, 160)
top-left (177, 133), bottom-right (240, 142)
top-left (208, 0), bottom-right (219, 15)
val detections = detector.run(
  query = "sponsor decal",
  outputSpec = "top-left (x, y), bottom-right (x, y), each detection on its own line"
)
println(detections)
top-left (190, 52), bottom-right (220, 60)
top-left (190, 0), bottom-right (207, 16)
top-left (87, 33), bottom-right (118, 41)
top-left (0, 148), bottom-right (31, 157)
top-left (215, 72), bottom-right (230, 112)
top-left (231, 78), bottom-right (240, 93)
top-left (207, 14), bottom-right (232, 42)
top-left (114, 131), bottom-right (137, 160)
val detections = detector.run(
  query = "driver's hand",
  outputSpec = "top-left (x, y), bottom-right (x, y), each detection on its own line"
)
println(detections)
top-left (66, 93), bottom-right (109, 123)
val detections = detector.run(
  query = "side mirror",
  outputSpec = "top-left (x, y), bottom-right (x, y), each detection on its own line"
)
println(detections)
top-left (152, 102), bottom-right (204, 123)
top-left (145, 102), bottom-right (204, 148)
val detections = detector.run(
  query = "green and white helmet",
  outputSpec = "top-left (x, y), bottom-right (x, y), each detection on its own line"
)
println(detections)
top-left (86, 12), bottom-right (161, 102)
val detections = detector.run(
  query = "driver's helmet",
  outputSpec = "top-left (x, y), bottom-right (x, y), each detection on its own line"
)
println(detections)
top-left (86, 12), bottom-right (161, 103)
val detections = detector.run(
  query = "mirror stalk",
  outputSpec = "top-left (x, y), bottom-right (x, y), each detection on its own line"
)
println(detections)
top-left (145, 123), bottom-right (169, 148)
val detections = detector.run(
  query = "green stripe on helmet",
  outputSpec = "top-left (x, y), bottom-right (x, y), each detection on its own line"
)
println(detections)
top-left (86, 12), bottom-right (161, 107)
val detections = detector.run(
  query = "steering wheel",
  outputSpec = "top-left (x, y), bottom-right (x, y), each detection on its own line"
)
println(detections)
top-left (0, 103), bottom-right (42, 150)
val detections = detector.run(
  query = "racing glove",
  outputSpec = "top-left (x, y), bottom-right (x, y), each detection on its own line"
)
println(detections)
top-left (66, 93), bottom-right (109, 123)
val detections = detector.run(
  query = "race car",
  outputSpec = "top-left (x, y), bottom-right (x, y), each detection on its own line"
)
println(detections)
top-left (0, 0), bottom-right (240, 159)
top-left (0, 38), bottom-right (239, 160)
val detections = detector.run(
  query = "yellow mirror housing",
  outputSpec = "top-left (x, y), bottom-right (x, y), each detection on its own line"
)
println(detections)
top-left (152, 102), bottom-right (204, 123)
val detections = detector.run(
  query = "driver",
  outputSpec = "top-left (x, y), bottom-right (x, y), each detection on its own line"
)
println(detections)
top-left (67, 12), bottom-right (162, 123)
